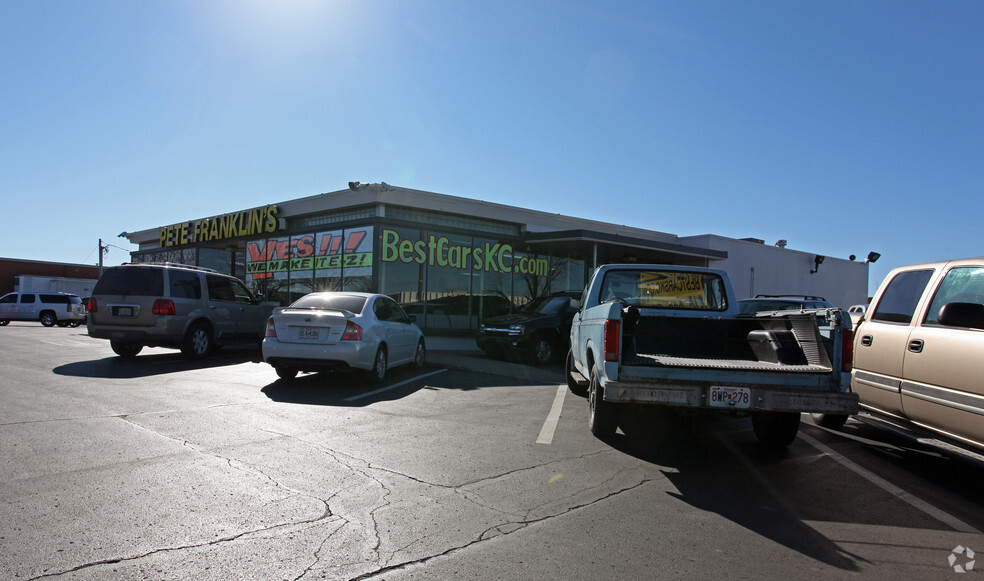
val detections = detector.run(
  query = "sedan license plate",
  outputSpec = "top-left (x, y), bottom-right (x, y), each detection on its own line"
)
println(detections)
top-left (709, 386), bottom-right (750, 409)
top-left (297, 327), bottom-right (320, 340)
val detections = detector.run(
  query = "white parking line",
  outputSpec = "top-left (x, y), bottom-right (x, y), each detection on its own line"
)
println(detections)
top-left (343, 369), bottom-right (447, 402)
top-left (536, 384), bottom-right (567, 445)
top-left (799, 431), bottom-right (982, 534)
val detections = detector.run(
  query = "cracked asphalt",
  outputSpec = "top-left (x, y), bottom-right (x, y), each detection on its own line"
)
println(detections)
top-left (4, 324), bottom-right (984, 580)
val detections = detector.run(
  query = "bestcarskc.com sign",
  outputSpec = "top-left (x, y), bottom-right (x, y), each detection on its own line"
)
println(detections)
top-left (380, 229), bottom-right (549, 276)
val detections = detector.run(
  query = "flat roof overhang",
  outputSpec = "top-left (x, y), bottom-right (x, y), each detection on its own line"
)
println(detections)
top-left (523, 229), bottom-right (727, 267)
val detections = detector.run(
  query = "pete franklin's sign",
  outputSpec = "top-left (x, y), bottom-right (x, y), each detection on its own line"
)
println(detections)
top-left (160, 205), bottom-right (280, 247)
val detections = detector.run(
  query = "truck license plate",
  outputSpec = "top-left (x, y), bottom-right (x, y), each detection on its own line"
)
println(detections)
top-left (298, 327), bottom-right (320, 339)
top-left (709, 386), bottom-right (750, 408)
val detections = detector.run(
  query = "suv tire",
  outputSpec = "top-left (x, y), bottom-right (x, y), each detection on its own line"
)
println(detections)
top-left (39, 311), bottom-right (57, 327)
top-left (111, 340), bottom-right (143, 358)
top-left (182, 322), bottom-right (213, 359)
top-left (530, 334), bottom-right (556, 365)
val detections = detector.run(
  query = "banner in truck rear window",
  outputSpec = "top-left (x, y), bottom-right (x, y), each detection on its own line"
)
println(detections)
top-left (601, 270), bottom-right (726, 310)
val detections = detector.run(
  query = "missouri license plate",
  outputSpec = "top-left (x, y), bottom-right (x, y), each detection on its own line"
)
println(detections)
top-left (297, 327), bottom-right (320, 339)
top-left (114, 306), bottom-right (133, 317)
top-left (709, 386), bottom-right (750, 408)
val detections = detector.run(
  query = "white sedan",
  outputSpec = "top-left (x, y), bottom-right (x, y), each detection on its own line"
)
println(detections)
top-left (262, 292), bottom-right (426, 382)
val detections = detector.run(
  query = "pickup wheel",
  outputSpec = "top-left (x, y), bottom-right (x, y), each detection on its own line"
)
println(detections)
top-left (810, 412), bottom-right (849, 430)
top-left (566, 350), bottom-right (587, 397)
top-left (752, 412), bottom-right (801, 449)
top-left (588, 366), bottom-right (618, 439)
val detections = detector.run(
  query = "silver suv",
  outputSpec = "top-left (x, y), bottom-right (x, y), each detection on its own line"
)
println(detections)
top-left (87, 263), bottom-right (274, 358)
top-left (0, 292), bottom-right (86, 327)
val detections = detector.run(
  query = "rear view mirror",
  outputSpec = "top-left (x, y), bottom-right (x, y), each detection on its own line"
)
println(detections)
top-left (938, 302), bottom-right (984, 329)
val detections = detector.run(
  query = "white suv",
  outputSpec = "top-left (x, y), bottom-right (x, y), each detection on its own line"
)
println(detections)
top-left (87, 263), bottom-right (274, 358)
top-left (0, 292), bottom-right (86, 327)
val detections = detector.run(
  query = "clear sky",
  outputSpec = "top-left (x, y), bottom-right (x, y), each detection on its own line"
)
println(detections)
top-left (2, 1), bottom-right (981, 295)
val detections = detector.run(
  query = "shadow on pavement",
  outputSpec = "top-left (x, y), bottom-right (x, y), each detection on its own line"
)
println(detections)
top-left (51, 347), bottom-right (262, 379)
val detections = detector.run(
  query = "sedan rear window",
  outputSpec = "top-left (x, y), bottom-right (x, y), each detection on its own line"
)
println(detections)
top-left (291, 294), bottom-right (367, 313)
top-left (93, 268), bottom-right (165, 296)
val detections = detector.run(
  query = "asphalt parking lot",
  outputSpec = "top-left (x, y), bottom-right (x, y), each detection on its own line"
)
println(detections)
top-left (4, 324), bottom-right (984, 580)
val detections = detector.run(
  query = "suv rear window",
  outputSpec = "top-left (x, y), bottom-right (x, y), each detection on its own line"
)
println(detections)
top-left (93, 268), bottom-right (165, 296)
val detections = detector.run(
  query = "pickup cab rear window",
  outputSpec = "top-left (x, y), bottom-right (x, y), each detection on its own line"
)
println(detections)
top-left (599, 269), bottom-right (727, 311)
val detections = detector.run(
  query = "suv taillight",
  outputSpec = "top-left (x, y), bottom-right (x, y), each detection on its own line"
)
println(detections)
top-left (88, 298), bottom-right (97, 313)
top-left (152, 299), bottom-right (176, 316)
top-left (265, 317), bottom-right (277, 338)
top-left (604, 320), bottom-right (620, 362)
top-left (341, 321), bottom-right (363, 341)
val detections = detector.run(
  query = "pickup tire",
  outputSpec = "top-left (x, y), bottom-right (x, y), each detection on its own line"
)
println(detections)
top-left (752, 412), bottom-right (801, 448)
top-left (810, 412), bottom-right (849, 429)
top-left (588, 366), bottom-right (618, 439)
top-left (566, 350), bottom-right (587, 397)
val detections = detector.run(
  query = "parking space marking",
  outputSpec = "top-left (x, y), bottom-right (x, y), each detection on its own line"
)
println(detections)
top-left (799, 430), bottom-right (981, 534)
top-left (344, 369), bottom-right (447, 402)
top-left (536, 384), bottom-right (567, 445)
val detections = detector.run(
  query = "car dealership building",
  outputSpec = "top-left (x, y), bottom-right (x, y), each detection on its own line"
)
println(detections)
top-left (121, 182), bottom-right (871, 334)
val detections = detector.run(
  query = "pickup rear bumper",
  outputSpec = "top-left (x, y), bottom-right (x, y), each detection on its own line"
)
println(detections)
top-left (604, 381), bottom-right (859, 415)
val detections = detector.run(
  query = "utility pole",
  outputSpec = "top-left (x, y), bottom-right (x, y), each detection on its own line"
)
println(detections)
top-left (99, 239), bottom-right (105, 276)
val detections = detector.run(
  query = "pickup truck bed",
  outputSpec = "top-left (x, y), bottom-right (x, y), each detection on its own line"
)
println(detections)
top-left (567, 264), bottom-right (859, 448)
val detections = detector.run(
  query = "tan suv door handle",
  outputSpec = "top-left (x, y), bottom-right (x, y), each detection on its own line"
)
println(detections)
top-left (908, 339), bottom-right (924, 353)
top-left (860, 335), bottom-right (873, 347)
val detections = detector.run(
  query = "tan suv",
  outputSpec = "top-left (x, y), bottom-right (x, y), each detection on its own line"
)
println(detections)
top-left (87, 263), bottom-right (274, 358)
top-left (849, 257), bottom-right (984, 454)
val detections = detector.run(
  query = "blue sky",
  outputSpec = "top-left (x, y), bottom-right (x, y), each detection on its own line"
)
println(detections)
top-left (2, 1), bottom-right (981, 295)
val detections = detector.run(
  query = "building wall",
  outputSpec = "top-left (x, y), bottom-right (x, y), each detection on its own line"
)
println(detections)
top-left (682, 235), bottom-right (870, 308)
top-left (0, 258), bottom-right (101, 297)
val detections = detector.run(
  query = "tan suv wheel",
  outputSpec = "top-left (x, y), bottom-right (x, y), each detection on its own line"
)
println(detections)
top-left (182, 322), bottom-right (213, 359)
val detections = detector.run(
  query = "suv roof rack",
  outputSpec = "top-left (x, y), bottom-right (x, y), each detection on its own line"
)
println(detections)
top-left (121, 262), bottom-right (221, 274)
top-left (752, 294), bottom-right (828, 301)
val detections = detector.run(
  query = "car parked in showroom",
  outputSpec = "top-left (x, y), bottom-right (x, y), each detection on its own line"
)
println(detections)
top-left (262, 292), bottom-right (426, 383)
top-left (87, 263), bottom-right (274, 358)
top-left (475, 291), bottom-right (581, 365)
top-left (0, 292), bottom-right (87, 327)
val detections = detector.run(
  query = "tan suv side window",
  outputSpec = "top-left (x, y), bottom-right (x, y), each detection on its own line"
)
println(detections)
top-left (925, 267), bottom-right (984, 325)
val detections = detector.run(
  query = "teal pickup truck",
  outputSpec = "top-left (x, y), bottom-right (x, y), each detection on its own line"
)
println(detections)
top-left (566, 264), bottom-right (858, 448)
